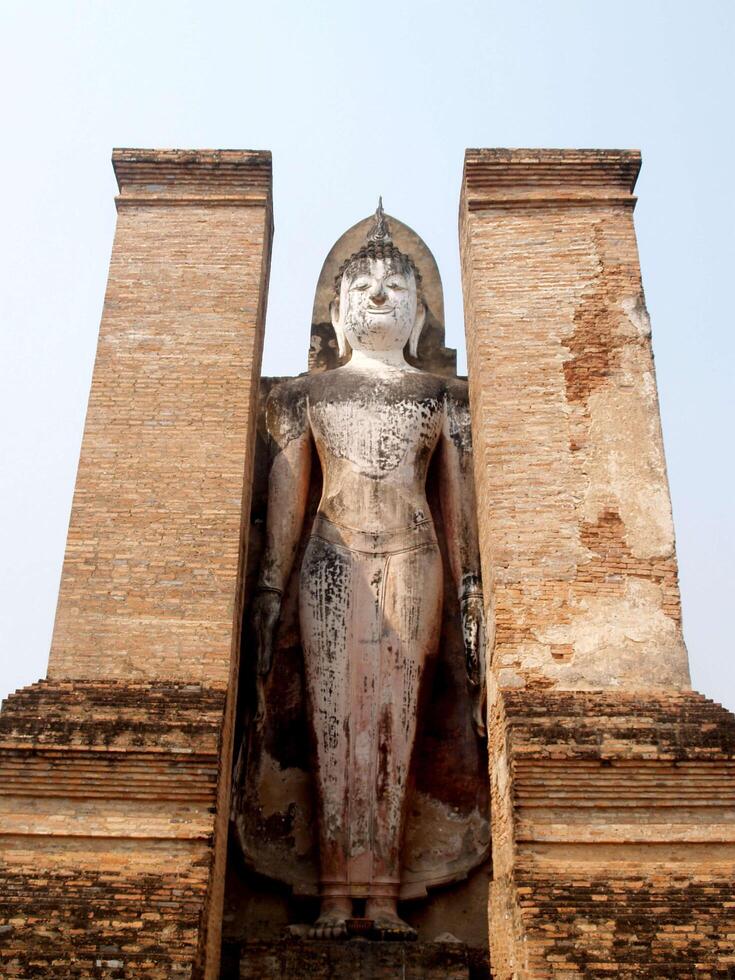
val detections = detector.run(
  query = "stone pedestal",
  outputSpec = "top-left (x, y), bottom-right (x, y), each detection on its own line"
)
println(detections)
top-left (0, 149), bottom-right (272, 980)
top-left (226, 940), bottom-right (490, 980)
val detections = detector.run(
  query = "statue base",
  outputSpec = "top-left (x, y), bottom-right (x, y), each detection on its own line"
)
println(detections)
top-left (222, 939), bottom-right (490, 980)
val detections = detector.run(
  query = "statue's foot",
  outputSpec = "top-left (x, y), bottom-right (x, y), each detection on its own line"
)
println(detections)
top-left (308, 899), bottom-right (351, 940)
top-left (307, 913), bottom-right (348, 940)
top-left (371, 912), bottom-right (417, 941)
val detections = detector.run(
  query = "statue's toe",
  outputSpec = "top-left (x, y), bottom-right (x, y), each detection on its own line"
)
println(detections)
top-left (307, 917), bottom-right (347, 940)
top-left (373, 915), bottom-right (417, 941)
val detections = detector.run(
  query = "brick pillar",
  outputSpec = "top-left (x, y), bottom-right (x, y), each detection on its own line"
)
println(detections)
top-left (0, 150), bottom-right (272, 979)
top-left (460, 150), bottom-right (735, 979)
top-left (49, 148), bottom-right (272, 685)
top-left (460, 148), bottom-right (689, 693)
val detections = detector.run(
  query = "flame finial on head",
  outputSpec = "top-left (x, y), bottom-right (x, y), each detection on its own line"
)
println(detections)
top-left (368, 196), bottom-right (391, 243)
top-left (334, 198), bottom-right (422, 297)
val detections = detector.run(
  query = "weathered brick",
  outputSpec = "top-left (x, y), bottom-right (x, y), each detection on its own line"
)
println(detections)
top-left (486, 687), bottom-right (735, 977)
top-left (460, 149), bottom-right (689, 693)
top-left (0, 149), bottom-right (272, 980)
top-left (460, 150), bottom-right (735, 978)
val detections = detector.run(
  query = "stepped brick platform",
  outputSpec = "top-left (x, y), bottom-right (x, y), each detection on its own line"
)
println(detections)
top-left (227, 939), bottom-right (491, 980)
top-left (516, 870), bottom-right (735, 978)
top-left (0, 863), bottom-right (206, 979)
top-left (489, 688), bottom-right (735, 978)
top-left (0, 679), bottom-right (227, 979)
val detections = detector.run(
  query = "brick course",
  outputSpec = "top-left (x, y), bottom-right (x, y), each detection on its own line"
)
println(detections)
top-left (488, 687), bottom-right (735, 978)
top-left (231, 939), bottom-right (490, 980)
top-left (0, 679), bottom-right (224, 978)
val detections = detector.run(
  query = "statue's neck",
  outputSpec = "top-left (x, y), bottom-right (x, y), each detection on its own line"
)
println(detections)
top-left (347, 348), bottom-right (410, 372)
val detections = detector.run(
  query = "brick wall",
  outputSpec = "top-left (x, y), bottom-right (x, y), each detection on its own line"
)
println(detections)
top-left (487, 685), bottom-right (735, 978)
top-left (460, 149), bottom-right (690, 692)
top-left (0, 680), bottom-right (224, 978)
top-left (0, 150), bottom-right (272, 979)
top-left (48, 148), bottom-right (272, 685)
top-left (460, 150), bottom-right (734, 978)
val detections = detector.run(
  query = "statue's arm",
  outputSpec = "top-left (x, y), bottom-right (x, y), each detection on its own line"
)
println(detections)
top-left (438, 383), bottom-right (487, 737)
top-left (257, 381), bottom-right (312, 594)
top-left (251, 380), bottom-right (311, 722)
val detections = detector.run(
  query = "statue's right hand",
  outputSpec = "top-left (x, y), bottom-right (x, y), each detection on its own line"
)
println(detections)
top-left (251, 589), bottom-right (282, 678)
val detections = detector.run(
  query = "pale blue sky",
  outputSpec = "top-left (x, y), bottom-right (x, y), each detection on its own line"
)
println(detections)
top-left (0, 0), bottom-right (733, 708)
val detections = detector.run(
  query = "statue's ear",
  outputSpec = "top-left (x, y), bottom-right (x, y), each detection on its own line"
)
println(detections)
top-left (408, 302), bottom-right (426, 358)
top-left (330, 299), bottom-right (347, 359)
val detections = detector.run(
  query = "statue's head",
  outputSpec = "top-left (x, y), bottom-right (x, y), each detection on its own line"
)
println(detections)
top-left (330, 201), bottom-right (425, 359)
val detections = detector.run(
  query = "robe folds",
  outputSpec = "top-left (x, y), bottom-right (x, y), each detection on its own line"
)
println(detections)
top-left (232, 441), bottom-right (489, 900)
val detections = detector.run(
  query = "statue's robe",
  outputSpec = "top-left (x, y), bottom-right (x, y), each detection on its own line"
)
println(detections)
top-left (231, 378), bottom-right (489, 899)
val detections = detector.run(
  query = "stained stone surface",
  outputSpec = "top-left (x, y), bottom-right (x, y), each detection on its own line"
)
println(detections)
top-left (308, 212), bottom-right (457, 376)
top-left (228, 210), bottom-right (490, 942)
top-left (232, 376), bottom-right (490, 899)
top-left (225, 939), bottom-right (490, 980)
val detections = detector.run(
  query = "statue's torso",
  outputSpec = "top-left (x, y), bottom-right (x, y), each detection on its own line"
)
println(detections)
top-left (305, 367), bottom-right (446, 533)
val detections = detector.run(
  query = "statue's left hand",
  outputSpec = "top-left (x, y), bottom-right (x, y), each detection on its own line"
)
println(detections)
top-left (251, 589), bottom-right (282, 727)
top-left (461, 594), bottom-right (487, 739)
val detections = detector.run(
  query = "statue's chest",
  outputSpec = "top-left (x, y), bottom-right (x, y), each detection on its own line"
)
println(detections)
top-left (308, 393), bottom-right (443, 475)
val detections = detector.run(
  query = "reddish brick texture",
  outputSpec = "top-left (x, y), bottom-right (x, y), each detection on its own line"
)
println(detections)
top-left (488, 688), bottom-right (735, 978)
top-left (460, 149), bottom-right (690, 693)
top-left (3, 146), bottom-right (732, 980)
top-left (460, 151), bottom-right (735, 977)
top-left (0, 680), bottom-right (224, 978)
top-left (49, 148), bottom-right (272, 685)
top-left (0, 150), bottom-right (272, 979)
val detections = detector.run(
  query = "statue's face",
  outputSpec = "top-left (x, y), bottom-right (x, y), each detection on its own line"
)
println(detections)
top-left (340, 257), bottom-right (419, 353)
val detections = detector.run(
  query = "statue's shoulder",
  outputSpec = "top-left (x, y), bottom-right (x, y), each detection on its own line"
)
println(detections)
top-left (441, 377), bottom-right (472, 447)
top-left (264, 375), bottom-right (310, 442)
top-left (300, 368), bottom-right (343, 402)
top-left (425, 373), bottom-right (470, 412)
top-left (411, 370), bottom-right (449, 397)
top-left (267, 374), bottom-right (310, 408)
top-left (443, 375), bottom-right (470, 405)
